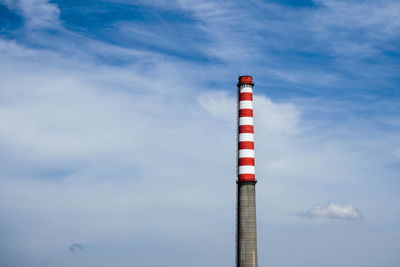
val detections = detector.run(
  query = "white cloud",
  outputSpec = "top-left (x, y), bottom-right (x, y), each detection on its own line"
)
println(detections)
top-left (0, 0), bottom-right (60, 29)
top-left (311, 0), bottom-right (400, 57)
top-left (0, 51), bottom-right (236, 266)
top-left (296, 202), bottom-right (363, 220)
top-left (178, 0), bottom-right (260, 63)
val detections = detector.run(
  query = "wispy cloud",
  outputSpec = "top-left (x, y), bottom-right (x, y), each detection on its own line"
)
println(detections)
top-left (296, 202), bottom-right (363, 220)
top-left (0, 0), bottom-right (61, 29)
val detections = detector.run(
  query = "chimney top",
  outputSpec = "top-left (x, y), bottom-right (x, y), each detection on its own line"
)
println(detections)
top-left (238, 75), bottom-right (254, 86)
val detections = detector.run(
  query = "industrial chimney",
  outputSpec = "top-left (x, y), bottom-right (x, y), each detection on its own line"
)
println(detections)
top-left (236, 75), bottom-right (258, 267)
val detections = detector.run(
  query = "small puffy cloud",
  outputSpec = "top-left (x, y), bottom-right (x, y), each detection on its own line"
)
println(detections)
top-left (296, 202), bottom-right (363, 220)
top-left (69, 243), bottom-right (85, 252)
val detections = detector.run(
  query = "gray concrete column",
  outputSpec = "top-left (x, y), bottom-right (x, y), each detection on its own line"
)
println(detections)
top-left (236, 181), bottom-right (258, 267)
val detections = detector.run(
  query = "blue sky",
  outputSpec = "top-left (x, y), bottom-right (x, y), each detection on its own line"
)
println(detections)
top-left (0, 0), bottom-right (399, 266)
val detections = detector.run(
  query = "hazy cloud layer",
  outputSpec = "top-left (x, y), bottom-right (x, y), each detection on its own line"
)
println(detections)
top-left (297, 202), bottom-right (363, 220)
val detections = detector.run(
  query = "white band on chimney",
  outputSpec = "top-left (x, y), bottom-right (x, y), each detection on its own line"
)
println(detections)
top-left (239, 133), bottom-right (254, 142)
top-left (239, 117), bottom-right (254, 126)
top-left (240, 87), bottom-right (253, 93)
top-left (238, 166), bottom-right (256, 174)
top-left (239, 101), bottom-right (253, 109)
top-left (239, 149), bottom-right (255, 158)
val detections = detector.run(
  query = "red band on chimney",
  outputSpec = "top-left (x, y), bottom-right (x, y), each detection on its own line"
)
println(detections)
top-left (239, 92), bottom-right (253, 101)
top-left (238, 174), bottom-right (256, 181)
top-left (238, 157), bottom-right (255, 166)
top-left (239, 109), bottom-right (253, 117)
top-left (239, 125), bottom-right (254, 133)
top-left (239, 141), bottom-right (254, 150)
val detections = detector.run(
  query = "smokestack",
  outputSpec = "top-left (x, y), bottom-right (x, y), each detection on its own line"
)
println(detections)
top-left (236, 75), bottom-right (258, 267)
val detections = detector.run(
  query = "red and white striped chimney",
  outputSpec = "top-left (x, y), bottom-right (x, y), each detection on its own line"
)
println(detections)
top-left (236, 75), bottom-right (258, 267)
top-left (237, 75), bottom-right (256, 182)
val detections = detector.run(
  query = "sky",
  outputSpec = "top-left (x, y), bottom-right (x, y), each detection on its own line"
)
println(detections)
top-left (0, 0), bottom-right (399, 266)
